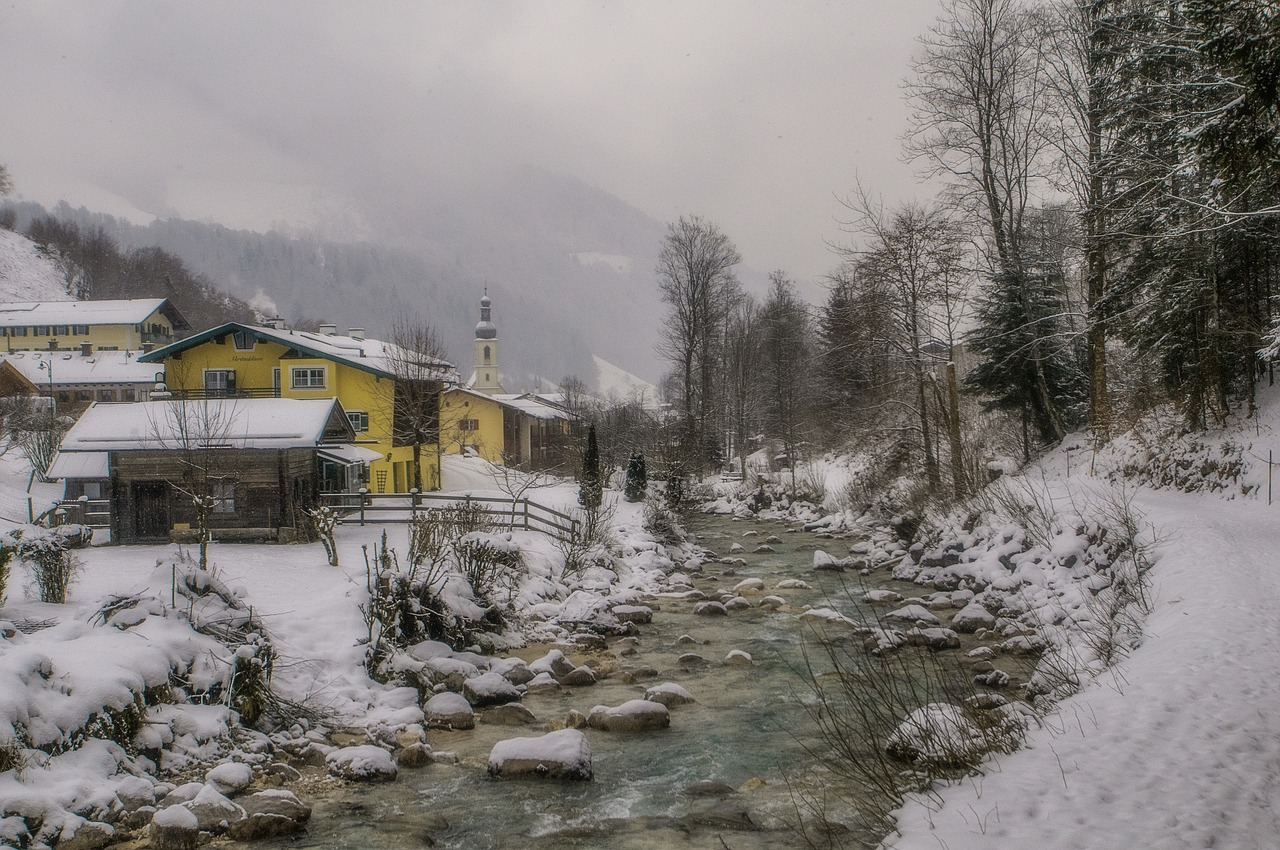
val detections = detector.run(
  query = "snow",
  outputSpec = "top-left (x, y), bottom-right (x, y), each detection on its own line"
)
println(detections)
top-left (0, 230), bottom-right (73, 303)
top-left (325, 745), bottom-right (397, 781)
top-left (0, 298), bottom-right (169, 329)
top-left (487, 728), bottom-right (592, 781)
top-left (592, 354), bottom-right (659, 404)
top-left (58, 398), bottom-right (343, 451)
top-left (1, 349), bottom-right (160, 386)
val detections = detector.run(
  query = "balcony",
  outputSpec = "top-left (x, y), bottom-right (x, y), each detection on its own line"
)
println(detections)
top-left (168, 387), bottom-right (282, 400)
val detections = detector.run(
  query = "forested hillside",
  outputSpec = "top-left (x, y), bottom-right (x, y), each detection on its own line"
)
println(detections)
top-left (6, 165), bottom-right (670, 388)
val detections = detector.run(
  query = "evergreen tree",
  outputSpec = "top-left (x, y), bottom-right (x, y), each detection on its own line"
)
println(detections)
top-left (624, 452), bottom-right (647, 502)
top-left (578, 424), bottom-right (602, 510)
top-left (965, 267), bottom-right (1087, 449)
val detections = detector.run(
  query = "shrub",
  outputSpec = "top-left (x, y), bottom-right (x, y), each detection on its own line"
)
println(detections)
top-left (0, 532), bottom-right (16, 607)
top-left (17, 529), bottom-right (80, 603)
top-left (623, 452), bottom-right (647, 502)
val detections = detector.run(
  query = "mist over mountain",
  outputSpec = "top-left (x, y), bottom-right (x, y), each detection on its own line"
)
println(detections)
top-left (9, 165), bottom-right (671, 390)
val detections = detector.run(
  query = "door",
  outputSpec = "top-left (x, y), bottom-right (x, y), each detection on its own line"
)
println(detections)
top-left (132, 482), bottom-right (169, 539)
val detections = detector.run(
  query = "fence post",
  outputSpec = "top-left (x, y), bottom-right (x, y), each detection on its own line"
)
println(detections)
top-left (359, 487), bottom-right (368, 526)
top-left (27, 498), bottom-right (33, 524)
top-left (523, 500), bottom-right (530, 531)
top-left (1270, 450), bottom-right (1273, 506)
top-left (410, 488), bottom-right (420, 521)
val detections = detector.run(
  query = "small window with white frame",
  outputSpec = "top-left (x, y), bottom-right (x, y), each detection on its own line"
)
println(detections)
top-left (213, 481), bottom-right (236, 513)
top-left (459, 418), bottom-right (480, 432)
top-left (291, 367), bottom-right (326, 389)
top-left (347, 410), bottom-right (369, 432)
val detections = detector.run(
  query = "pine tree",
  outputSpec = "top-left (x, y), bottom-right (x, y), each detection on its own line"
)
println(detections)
top-left (578, 424), bottom-right (602, 510)
top-left (965, 267), bottom-right (1087, 449)
top-left (624, 452), bottom-right (647, 502)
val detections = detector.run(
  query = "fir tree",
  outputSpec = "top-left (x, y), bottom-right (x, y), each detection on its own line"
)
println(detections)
top-left (578, 424), bottom-right (602, 510)
top-left (965, 268), bottom-right (1087, 448)
top-left (624, 452), bottom-right (647, 502)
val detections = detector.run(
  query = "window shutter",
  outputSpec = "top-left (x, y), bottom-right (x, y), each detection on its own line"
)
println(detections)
top-left (226, 370), bottom-right (237, 392)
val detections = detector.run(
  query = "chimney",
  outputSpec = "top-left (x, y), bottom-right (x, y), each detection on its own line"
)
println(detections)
top-left (319, 323), bottom-right (337, 336)
top-left (142, 341), bottom-right (155, 353)
top-left (349, 328), bottom-right (365, 341)
top-left (48, 339), bottom-right (57, 350)
top-left (80, 342), bottom-right (93, 357)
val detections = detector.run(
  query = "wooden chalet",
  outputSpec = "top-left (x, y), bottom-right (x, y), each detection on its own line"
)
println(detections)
top-left (47, 397), bottom-right (377, 543)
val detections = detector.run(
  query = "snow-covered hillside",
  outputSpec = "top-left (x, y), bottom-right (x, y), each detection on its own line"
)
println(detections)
top-left (0, 229), bottom-right (73, 302)
top-left (593, 354), bottom-right (659, 404)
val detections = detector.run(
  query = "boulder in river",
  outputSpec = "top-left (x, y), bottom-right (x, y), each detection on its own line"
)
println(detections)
top-left (487, 729), bottom-right (593, 781)
top-left (587, 699), bottom-right (671, 732)
top-left (645, 682), bottom-right (695, 707)
top-left (326, 746), bottom-right (398, 782)
top-left (424, 692), bottom-right (475, 730)
top-left (694, 601), bottom-right (729, 617)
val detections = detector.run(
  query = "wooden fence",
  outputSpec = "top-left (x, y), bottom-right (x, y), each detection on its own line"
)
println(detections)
top-left (319, 491), bottom-right (581, 542)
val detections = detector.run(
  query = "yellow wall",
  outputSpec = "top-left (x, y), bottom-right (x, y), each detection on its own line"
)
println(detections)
top-left (441, 389), bottom-right (506, 464)
top-left (0, 307), bottom-right (175, 352)
top-left (159, 334), bottom-right (441, 491)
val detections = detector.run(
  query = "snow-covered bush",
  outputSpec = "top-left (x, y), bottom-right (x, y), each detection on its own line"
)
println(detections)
top-left (16, 528), bottom-right (80, 604)
top-left (455, 532), bottom-right (523, 606)
top-left (307, 505), bottom-right (340, 566)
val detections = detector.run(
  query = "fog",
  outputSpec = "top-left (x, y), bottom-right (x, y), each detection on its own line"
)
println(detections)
top-left (3, 1), bottom-right (942, 283)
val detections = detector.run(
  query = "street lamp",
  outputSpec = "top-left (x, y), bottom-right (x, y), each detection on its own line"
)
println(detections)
top-left (37, 356), bottom-right (55, 416)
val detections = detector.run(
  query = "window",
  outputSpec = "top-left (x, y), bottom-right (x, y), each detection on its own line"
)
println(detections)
top-left (291, 367), bottom-right (326, 389)
top-left (33, 326), bottom-right (49, 336)
top-left (76, 325), bottom-right (89, 335)
top-left (272, 368), bottom-right (281, 391)
top-left (213, 482), bottom-right (236, 514)
top-left (83, 482), bottom-right (102, 500)
top-left (232, 330), bottom-right (256, 351)
top-left (483, 345), bottom-right (491, 365)
top-left (10, 327), bottom-right (25, 337)
top-left (76, 390), bottom-right (91, 402)
top-left (122, 388), bottom-right (136, 402)
top-left (54, 325), bottom-right (69, 336)
top-left (203, 369), bottom-right (235, 395)
top-left (347, 410), bottom-right (369, 432)
top-left (97, 389), bottom-right (114, 402)
top-left (459, 418), bottom-right (480, 432)
top-left (57, 391), bottom-right (70, 403)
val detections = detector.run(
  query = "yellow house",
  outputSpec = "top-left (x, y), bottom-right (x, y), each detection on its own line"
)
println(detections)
top-left (139, 321), bottom-right (455, 492)
top-left (0, 298), bottom-right (188, 352)
top-left (441, 387), bottom-right (576, 471)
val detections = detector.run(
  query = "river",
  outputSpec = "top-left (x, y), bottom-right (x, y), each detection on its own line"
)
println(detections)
top-left (248, 512), bottom-right (1010, 850)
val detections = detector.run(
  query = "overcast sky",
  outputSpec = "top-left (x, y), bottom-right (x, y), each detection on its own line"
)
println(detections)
top-left (2, 1), bottom-right (944, 282)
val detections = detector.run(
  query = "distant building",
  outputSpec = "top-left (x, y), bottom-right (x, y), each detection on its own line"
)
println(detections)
top-left (0, 298), bottom-right (189, 353)
top-left (442, 294), bottom-right (577, 470)
top-left (0, 347), bottom-right (161, 412)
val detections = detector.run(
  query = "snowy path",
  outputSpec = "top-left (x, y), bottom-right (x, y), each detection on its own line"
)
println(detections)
top-left (888, 488), bottom-right (1280, 850)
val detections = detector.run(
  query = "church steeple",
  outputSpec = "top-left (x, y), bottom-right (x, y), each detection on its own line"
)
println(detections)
top-left (472, 290), bottom-right (504, 394)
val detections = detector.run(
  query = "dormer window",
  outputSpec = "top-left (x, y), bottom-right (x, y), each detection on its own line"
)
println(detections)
top-left (232, 330), bottom-right (256, 351)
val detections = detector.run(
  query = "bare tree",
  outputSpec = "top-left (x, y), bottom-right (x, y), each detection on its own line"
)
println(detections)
top-left (655, 215), bottom-right (742, 469)
top-left (842, 194), bottom-right (968, 492)
top-left (722, 290), bottom-right (762, 477)
top-left (386, 318), bottom-right (453, 491)
top-left (907, 0), bottom-right (1071, 442)
top-left (153, 397), bottom-right (241, 571)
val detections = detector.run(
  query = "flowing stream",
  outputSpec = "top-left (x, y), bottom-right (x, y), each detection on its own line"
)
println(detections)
top-left (249, 513), bottom-right (1007, 850)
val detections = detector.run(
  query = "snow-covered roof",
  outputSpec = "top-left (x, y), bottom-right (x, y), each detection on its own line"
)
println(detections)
top-left (317, 444), bottom-right (383, 466)
top-left (0, 297), bottom-right (188, 329)
top-left (46, 450), bottom-right (110, 480)
top-left (60, 398), bottom-right (348, 451)
top-left (493, 393), bottom-right (572, 421)
top-left (0, 349), bottom-right (161, 386)
top-left (139, 322), bottom-right (455, 381)
top-left (446, 386), bottom-right (573, 421)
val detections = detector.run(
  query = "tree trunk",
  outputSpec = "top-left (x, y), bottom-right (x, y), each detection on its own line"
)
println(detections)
top-left (946, 361), bottom-right (966, 498)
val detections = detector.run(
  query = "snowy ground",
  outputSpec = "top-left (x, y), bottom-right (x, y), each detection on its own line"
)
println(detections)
top-left (886, 484), bottom-right (1280, 850)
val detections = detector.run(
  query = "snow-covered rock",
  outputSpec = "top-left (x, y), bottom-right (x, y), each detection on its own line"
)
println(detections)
top-left (205, 762), bottom-right (253, 796)
top-left (950, 601), bottom-right (996, 633)
top-left (694, 601), bottom-right (728, 616)
top-left (487, 729), bottom-right (592, 781)
top-left (587, 699), bottom-right (671, 732)
top-left (645, 682), bottom-right (695, 707)
top-left (885, 703), bottom-right (985, 767)
top-left (884, 604), bottom-right (941, 625)
top-left (733, 578), bottom-right (764, 595)
top-left (424, 692), bottom-right (475, 730)
top-left (724, 650), bottom-right (753, 666)
top-left (325, 745), bottom-right (398, 782)
top-left (149, 804), bottom-right (199, 850)
top-left (462, 670), bottom-right (522, 706)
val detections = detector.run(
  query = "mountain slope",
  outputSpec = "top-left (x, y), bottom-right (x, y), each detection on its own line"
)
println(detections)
top-left (0, 228), bottom-right (73, 302)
